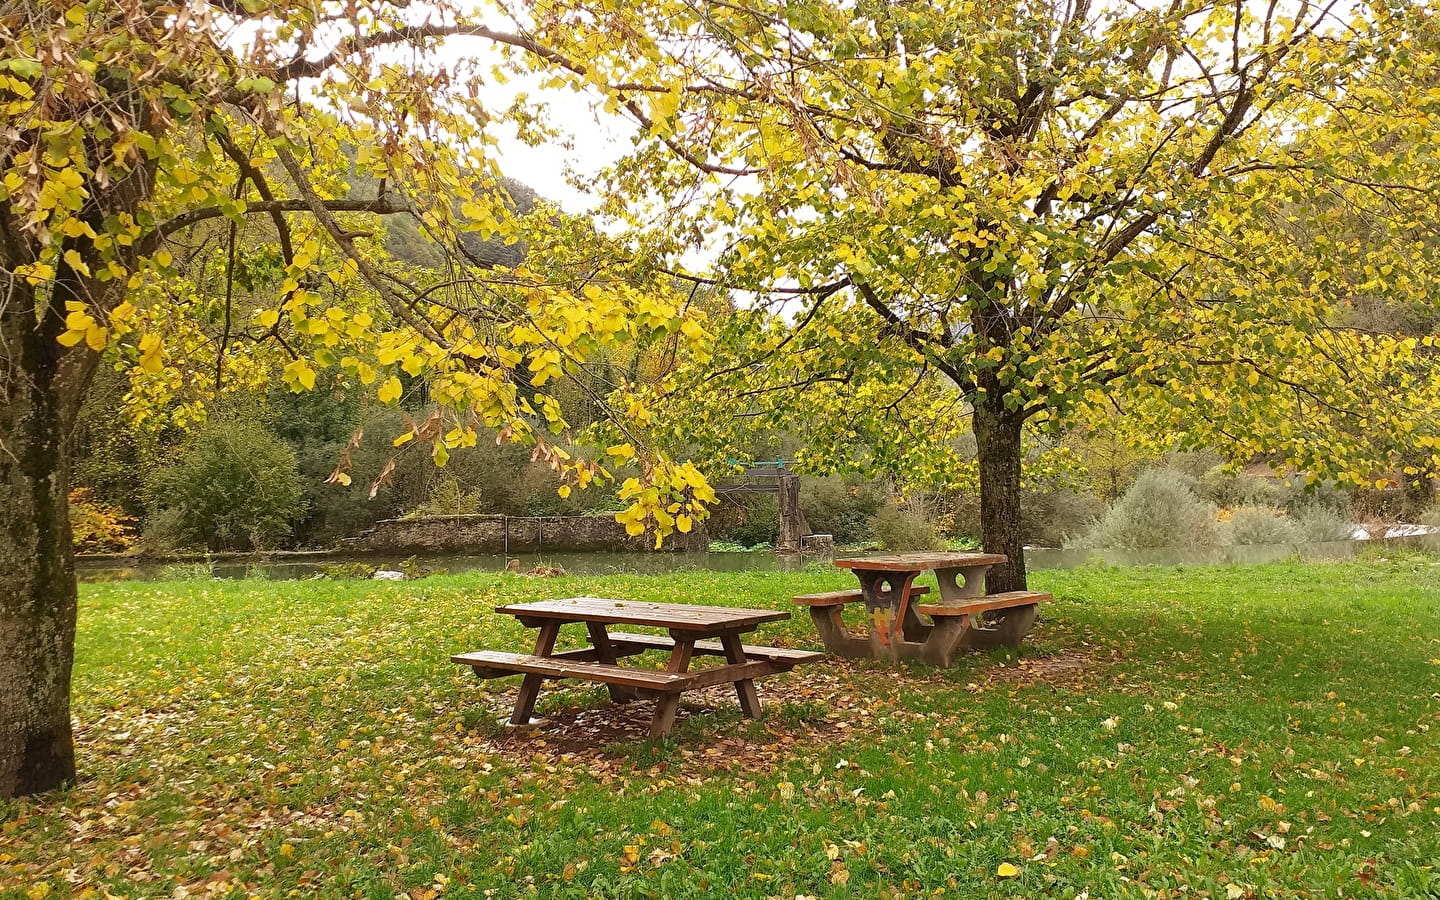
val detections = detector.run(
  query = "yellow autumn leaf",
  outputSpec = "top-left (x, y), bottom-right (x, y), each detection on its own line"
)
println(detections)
top-left (62, 248), bottom-right (90, 277)
top-left (377, 376), bottom-right (402, 404)
top-left (996, 862), bottom-right (1020, 878)
top-left (138, 334), bottom-right (163, 373)
top-left (557, 485), bottom-right (571, 499)
top-left (284, 358), bottom-right (316, 391)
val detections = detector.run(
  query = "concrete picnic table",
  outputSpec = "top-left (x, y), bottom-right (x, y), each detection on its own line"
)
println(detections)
top-left (794, 552), bottom-right (1049, 666)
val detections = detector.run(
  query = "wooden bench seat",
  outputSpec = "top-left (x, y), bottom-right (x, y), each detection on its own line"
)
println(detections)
top-left (452, 650), bottom-right (693, 691)
top-left (792, 584), bottom-right (929, 606)
top-left (914, 590), bottom-right (1050, 617)
top-left (606, 631), bottom-right (824, 666)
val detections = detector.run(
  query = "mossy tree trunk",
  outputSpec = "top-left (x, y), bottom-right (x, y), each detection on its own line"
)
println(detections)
top-left (0, 277), bottom-right (87, 797)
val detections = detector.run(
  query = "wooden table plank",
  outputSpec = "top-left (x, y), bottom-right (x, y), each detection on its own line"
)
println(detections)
top-left (495, 597), bottom-right (790, 630)
top-left (834, 552), bottom-right (1008, 572)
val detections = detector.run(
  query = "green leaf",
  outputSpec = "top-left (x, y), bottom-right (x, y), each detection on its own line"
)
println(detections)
top-left (236, 76), bottom-right (278, 94)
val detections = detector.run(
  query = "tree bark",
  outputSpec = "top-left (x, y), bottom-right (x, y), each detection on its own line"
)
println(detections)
top-left (0, 280), bottom-right (80, 798)
top-left (973, 399), bottom-right (1027, 592)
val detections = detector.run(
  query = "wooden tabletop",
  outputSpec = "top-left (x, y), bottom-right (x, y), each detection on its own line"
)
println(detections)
top-left (495, 597), bottom-right (790, 631)
top-left (834, 552), bottom-right (1008, 572)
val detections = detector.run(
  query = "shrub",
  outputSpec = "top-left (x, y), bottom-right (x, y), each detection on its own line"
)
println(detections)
top-left (1291, 499), bottom-right (1354, 542)
top-left (406, 479), bottom-right (482, 518)
top-left (1070, 468), bottom-right (1220, 549)
top-left (266, 396), bottom-right (431, 546)
top-left (1022, 488), bottom-right (1106, 548)
top-left (708, 494), bottom-right (780, 548)
top-left (869, 501), bottom-right (944, 551)
top-left (1223, 506), bottom-right (1302, 545)
top-left (140, 506), bottom-right (191, 554)
top-left (1164, 449), bottom-right (1226, 479)
top-left (1419, 505), bottom-right (1440, 529)
top-left (68, 488), bottom-right (136, 552)
top-left (800, 476), bottom-right (887, 544)
top-left (1196, 469), bottom-right (1282, 509)
top-left (147, 419), bottom-right (306, 551)
top-left (1276, 479), bottom-right (1349, 516)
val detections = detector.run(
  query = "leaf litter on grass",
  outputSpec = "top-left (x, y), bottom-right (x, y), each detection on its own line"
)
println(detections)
top-left (5, 561), bottom-right (1440, 899)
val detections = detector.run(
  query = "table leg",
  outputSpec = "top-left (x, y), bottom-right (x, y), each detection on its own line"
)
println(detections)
top-left (857, 570), bottom-right (920, 661)
top-left (649, 633), bottom-right (696, 739)
top-left (720, 634), bottom-right (762, 719)
top-left (587, 622), bottom-right (638, 703)
top-left (934, 565), bottom-right (989, 602)
top-left (917, 564), bottom-right (992, 665)
top-left (900, 600), bottom-right (932, 643)
top-left (964, 604), bottom-right (1039, 650)
top-left (510, 619), bottom-right (561, 726)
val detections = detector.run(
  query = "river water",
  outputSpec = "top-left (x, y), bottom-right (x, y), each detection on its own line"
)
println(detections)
top-left (75, 533), bottom-right (1440, 583)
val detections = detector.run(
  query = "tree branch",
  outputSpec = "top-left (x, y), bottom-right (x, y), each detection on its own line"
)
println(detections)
top-left (153, 198), bottom-right (409, 244)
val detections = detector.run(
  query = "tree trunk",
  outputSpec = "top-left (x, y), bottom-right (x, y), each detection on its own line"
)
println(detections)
top-left (973, 400), bottom-right (1026, 592)
top-left (0, 281), bottom-right (80, 798)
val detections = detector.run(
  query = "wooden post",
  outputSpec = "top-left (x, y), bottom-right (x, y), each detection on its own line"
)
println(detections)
top-left (777, 473), bottom-right (804, 552)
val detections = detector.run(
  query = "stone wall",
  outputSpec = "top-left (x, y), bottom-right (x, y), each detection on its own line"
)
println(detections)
top-left (336, 514), bottom-right (709, 554)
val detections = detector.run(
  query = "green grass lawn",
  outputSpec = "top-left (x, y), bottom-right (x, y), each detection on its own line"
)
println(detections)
top-left (4, 555), bottom-right (1440, 899)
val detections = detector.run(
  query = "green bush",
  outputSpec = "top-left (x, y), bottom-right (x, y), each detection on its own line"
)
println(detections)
top-left (1223, 506), bottom-right (1302, 545)
top-left (1291, 499), bottom-right (1354, 542)
top-left (800, 476), bottom-right (886, 544)
top-left (708, 494), bottom-right (780, 549)
top-left (265, 394), bottom-right (431, 546)
top-left (146, 419), bottom-right (306, 551)
top-left (1275, 478), bottom-right (1350, 517)
top-left (869, 501), bottom-right (944, 551)
top-left (1070, 468), bottom-right (1220, 549)
top-left (1196, 469), bottom-right (1283, 509)
top-left (406, 478), bottom-right (482, 517)
top-left (1021, 488), bottom-right (1105, 548)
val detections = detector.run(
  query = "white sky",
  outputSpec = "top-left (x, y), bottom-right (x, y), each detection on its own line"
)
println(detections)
top-left (487, 85), bottom-right (633, 214)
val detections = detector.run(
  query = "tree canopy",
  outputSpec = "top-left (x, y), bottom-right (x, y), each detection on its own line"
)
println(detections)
top-left (506, 0), bottom-right (1440, 586)
top-left (4, 0), bottom-right (1440, 797)
top-left (1, 0), bottom-right (715, 797)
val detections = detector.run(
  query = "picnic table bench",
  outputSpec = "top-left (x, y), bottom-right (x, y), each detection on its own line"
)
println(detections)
top-left (453, 598), bottom-right (822, 738)
top-left (795, 552), bottom-right (1048, 665)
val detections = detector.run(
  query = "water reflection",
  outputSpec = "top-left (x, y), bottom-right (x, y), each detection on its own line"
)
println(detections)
top-left (76, 533), bottom-right (1440, 583)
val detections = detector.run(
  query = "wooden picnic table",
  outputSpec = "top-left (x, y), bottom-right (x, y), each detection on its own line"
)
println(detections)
top-left (795, 552), bottom-right (1049, 666)
top-left (452, 597), bottom-right (822, 738)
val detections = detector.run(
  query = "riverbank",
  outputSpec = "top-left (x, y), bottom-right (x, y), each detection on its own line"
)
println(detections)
top-left (75, 530), bottom-right (1440, 582)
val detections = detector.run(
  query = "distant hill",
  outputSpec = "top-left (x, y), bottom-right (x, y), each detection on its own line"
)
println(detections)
top-left (355, 169), bottom-right (544, 269)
